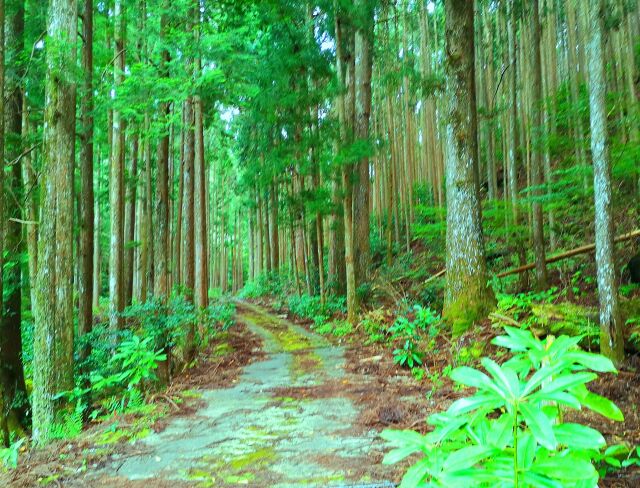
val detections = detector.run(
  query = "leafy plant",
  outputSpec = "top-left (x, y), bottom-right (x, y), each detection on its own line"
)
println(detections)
top-left (394, 340), bottom-right (423, 368)
top-left (0, 438), bottom-right (25, 470)
top-left (382, 326), bottom-right (623, 487)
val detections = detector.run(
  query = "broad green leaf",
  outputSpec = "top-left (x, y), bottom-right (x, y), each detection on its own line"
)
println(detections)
top-left (443, 445), bottom-right (497, 472)
top-left (493, 327), bottom-right (542, 352)
top-left (447, 393), bottom-right (502, 416)
top-left (522, 362), bottom-right (567, 396)
top-left (482, 358), bottom-right (521, 399)
top-left (532, 454), bottom-right (597, 481)
top-left (399, 457), bottom-right (432, 488)
top-left (539, 372), bottom-right (597, 395)
top-left (546, 335), bottom-right (583, 360)
top-left (521, 471), bottom-right (564, 488)
top-left (563, 351), bottom-right (617, 373)
top-left (381, 429), bottom-right (428, 448)
top-left (572, 385), bottom-right (624, 421)
top-left (517, 432), bottom-right (537, 470)
top-left (450, 366), bottom-right (507, 399)
top-left (529, 390), bottom-right (582, 410)
top-left (486, 413), bottom-right (513, 449)
top-left (520, 402), bottom-right (557, 450)
top-left (384, 445), bottom-right (424, 465)
top-left (553, 423), bottom-right (606, 450)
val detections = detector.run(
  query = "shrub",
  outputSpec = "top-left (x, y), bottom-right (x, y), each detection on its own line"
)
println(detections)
top-left (382, 326), bottom-right (623, 487)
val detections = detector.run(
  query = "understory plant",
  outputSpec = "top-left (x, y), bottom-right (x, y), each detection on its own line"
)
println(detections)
top-left (391, 305), bottom-right (441, 368)
top-left (382, 326), bottom-right (624, 487)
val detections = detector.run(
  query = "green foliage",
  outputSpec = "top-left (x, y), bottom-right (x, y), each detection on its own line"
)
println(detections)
top-left (382, 326), bottom-right (623, 487)
top-left (313, 319), bottom-right (353, 339)
top-left (393, 340), bottom-right (423, 368)
top-left (361, 309), bottom-right (389, 344)
top-left (205, 302), bottom-right (237, 332)
top-left (54, 334), bottom-right (168, 439)
top-left (239, 273), bottom-right (294, 299)
top-left (390, 305), bottom-right (441, 369)
top-left (93, 336), bottom-right (166, 391)
top-left (0, 438), bottom-right (25, 470)
top-left (49, 401), bottom-right (85, 441)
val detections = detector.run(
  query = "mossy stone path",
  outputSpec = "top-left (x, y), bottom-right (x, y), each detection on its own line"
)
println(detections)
top-left (106, 302), bottom-right (387, 487)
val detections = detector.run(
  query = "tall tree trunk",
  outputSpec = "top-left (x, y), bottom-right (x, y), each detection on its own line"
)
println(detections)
top-left (587, 0), bottom-right (624, 363)
top-left (194, 95), bottom-right (208, 309)
top-left (124, 134), bottom-right (138, 306)
top-left (79, 0), bottom-right (94, 340)
top-left (32, 0), bottom-right (78, 444)
top-left (154, 9), bottom-right (170, 301)
top-left (181, 97), bottom-right (196, 361)
top-left (353, 0), bottom-right (374, 285)
top-left (21, 100), bottom-right (38, 308)
top-left (328, 177), bottom-right (346, 294)
top-left (443, 0), bottom-right (494, 335)
top-left (335, 1), bottom-right (357, 322)
top-left (1, 0), bottom-right (27, 432)
top-left (531, 0), bottom-right (549, 290)
top-left (0, 0), bottom-right (6, 445)
top-left (139, 113), bottom-right (152, 301)
top-left (270, 182), bottom-right (279, 271)
top-left (109, 0), bottom-right (125, 330)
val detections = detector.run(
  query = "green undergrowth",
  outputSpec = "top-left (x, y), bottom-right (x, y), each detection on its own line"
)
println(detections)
top-left (8, 294), bottom-right (239, 469)
top-left (382, 326), bottom-right (632, 487)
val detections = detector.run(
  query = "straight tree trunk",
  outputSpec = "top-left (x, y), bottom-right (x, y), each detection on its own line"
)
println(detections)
top-left (353, 0), bottom-right (374, 285)
top-left (154, 10), bottom-right (170, 301)
top-left (32, 0), bottom-right (78, 444)
top-left (21, 100), bottom-right (38, 308)
top-left (109, 0), bottom-right (126, 330)
top-left (531, 0), bottom-right (549, 290)
top-left (194, 95), bottom-right (208, 309)
top-left (0, 0), bottom-right (6, 445)
top-left (1, 0), bottom-right (27, 430)
top-left (335, 1), bottom-right (358, 322)
top-left (270, 182), bottom-right (279, 271)
top-left (181, 97), bottom-right (196, 361)
top-left (328, 177), bottom-right (346, 294)
top-left (79, 0), bottom-right (94, 340)
top-left (587, 0), bottom-right (624, 363)
top-left (443, 0), bottom-right (494, 335)
top-left (124, 134), bottom-right (138, 307)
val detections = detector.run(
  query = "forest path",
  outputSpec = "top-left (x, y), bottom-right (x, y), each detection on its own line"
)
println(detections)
top-left (104, 301), bottom-right (390, 487)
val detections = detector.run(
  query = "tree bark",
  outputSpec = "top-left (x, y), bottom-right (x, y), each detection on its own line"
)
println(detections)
top-left (1, 0), bottom-right (27, 431)
top-left (124, 133), bottom-right (138, 307)
top-left (109, 0), bottom-right (125, 330)
top-left (0, 0), bottom-right (6, 445)
top-left (194, 95), bottom-right (208, 309)
top-left (79, 0), bottom-right (94, 340)
top-left (353, 0), bottom-right (374, 285)
top-left (443, 0), bottom-right (494, 335)
top-left (587, 0), bottom-right (624, 363)
top-left (154, 8), bottom-right (170, 301)
top-left (32, 0), bottom-right (78, 444)
top-left (531, 0), bottom-right (549, 290)
top-left (181, 97), bottom-right (196, 361)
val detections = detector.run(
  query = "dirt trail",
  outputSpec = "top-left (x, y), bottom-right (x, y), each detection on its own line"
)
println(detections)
top-left (99, 301), bottom-right (392, 487)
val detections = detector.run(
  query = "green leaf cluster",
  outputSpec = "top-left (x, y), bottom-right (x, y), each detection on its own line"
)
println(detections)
top-left (382, 326), bottom-right (623, 487)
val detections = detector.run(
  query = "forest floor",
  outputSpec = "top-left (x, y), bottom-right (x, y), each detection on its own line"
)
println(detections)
top-left (4, 299), bottom-right (640, 487)
top-left (2, 302), bottom-right (404, 487)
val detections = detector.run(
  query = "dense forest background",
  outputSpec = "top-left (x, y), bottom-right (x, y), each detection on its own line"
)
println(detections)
top-left (0, 0), bottom-right (639, 466)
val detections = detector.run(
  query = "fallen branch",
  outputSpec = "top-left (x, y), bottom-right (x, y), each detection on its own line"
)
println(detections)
top-left (426, 229), bottom-right (640, 282)
top-left (497, 229), bottom-right (640, 278)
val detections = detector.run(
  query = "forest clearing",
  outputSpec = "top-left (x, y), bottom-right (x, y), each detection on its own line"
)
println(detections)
top-left (1, 0), bottom-right (640, 486)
